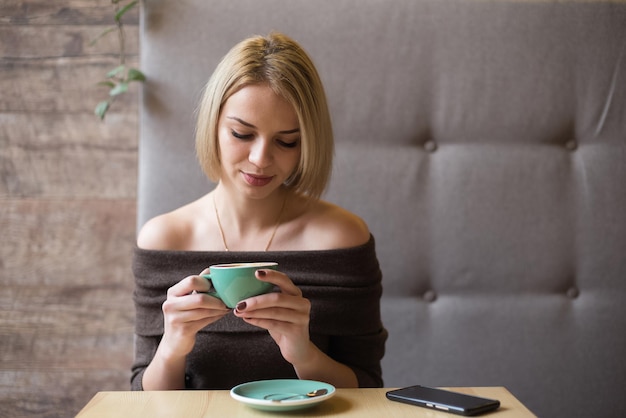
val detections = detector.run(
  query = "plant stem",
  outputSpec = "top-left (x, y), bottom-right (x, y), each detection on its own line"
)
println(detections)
top-left (116, 3), bottom-right (126, 66)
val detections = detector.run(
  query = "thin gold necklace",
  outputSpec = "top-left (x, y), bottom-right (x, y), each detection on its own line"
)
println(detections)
top-left (213, 193), bottom-right (287, 251)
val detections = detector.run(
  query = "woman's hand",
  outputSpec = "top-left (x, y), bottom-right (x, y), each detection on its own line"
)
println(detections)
top-left (160, 269), bottom-right (230, 359)
top-left (143, 268), bottom-right (230, 390)
top-left (232, 269), bottom-right (313, 366)
top-left (232, 269), bottom-right (358, 387)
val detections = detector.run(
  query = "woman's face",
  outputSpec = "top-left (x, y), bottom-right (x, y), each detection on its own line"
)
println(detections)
top-left (217, 83), bottom-right (301, 200)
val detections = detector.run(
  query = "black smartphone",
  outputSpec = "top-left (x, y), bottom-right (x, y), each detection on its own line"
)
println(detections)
top-left (386, 385), bottom-right (500, 416)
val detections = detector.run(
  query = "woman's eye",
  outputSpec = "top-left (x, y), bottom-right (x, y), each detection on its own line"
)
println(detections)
top-left (231, 130), bottom-right (253, 140)
top-left (277, 139), bottom-right (299, 149)
top-left (231, 129), bottom-right (298, 148)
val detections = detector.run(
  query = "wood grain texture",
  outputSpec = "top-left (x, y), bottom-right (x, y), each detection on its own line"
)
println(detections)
top-left (1, 1), bottom-right (141, 417)
top-left (74, 388), bottom-right (537, 418)
top-left (1, 370), bottom-right (132, 418)
top-left (0, 112), bottom-right (138, 198)
top-left (0, 198), bottom-right (137, 284)
top-left (0, 0), bottom-right (139, 26)
top-left (0, 55), bottom-right (140, 113)
top-left (0, 25), bottom-right (139, 57)
top-left (0, 198), bottom-right (137, 418)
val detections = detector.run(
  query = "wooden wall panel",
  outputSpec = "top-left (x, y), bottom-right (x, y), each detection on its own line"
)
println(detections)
top-left (1, 112), bottom-right (138, 198)
top-left (1, 199), bottom-right (137, 283)
top-left (1, 370), bottom-right (131, 418)
top-left (1, 1), bottom-right (140, 417)
top-left (0, 198), bottom-right (137, 417)
top-left (0, 1), bottom-right (138, 25)
top-left (0, 56), bottom-right (139, 113)
top-left (0, 25), bottom-right (139, 57)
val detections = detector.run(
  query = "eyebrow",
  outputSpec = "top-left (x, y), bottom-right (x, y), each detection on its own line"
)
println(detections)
top-left (227, 116), bottom-right (300, 134)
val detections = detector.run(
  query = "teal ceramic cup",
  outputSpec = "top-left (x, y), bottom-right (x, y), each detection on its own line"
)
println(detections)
top-left (201, 262), bottom-right (277, 308)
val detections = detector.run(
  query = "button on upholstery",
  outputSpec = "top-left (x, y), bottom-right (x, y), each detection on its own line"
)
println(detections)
top-left (423, 290), bottom-right (437, 302)
top-left (424, 141), bottom-right (437, 153)
top-left (566, 287), bottom-right (580, 299)
top-left (565, 140), bottom-right (578, 151)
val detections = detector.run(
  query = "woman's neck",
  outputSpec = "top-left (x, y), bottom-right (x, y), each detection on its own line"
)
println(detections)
top-left (211, 184), bottom-right (289, 250)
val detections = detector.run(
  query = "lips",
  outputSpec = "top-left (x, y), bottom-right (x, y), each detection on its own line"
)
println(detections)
top-left (242, 172), bottom-right (274, 187)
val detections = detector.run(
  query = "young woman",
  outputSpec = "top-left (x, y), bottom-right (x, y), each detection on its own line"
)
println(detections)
top-left (131, 32), bottom-right (387, 391)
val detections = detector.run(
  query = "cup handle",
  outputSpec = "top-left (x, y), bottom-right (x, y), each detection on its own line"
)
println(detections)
top-left (201, 274), bottom-right (221, 299)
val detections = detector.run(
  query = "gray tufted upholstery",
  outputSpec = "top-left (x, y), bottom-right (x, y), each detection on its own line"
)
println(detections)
top-left (137, 1), bottom-right (626, 417)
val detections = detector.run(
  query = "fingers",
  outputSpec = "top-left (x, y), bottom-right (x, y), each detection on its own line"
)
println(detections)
top-left (167, 273), bottom-right (213, 297)
top-left (233, 291), bottom-right (311, 335)
top-left (235, 269), bottom-right (306, 317)
top-left (230, 270), bottom-right (311, 365)
top-left (158, 270), bottom-right (230, 358)
top-left (163, 291), bottom-right (229, 318)
top-left (163, 273), bottom-right (229, 328)
top-left (255, 269), bottom-right (302, 297)
top-left (238, 292), bottom-right (309, 317)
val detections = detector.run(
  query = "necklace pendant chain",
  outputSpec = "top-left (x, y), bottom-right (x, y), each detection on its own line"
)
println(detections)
top-left (213, 193), bottom-right (287, 252)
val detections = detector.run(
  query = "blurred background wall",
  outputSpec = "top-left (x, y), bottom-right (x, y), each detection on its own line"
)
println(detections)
top-left (1, 1), bottom-right (140, 416)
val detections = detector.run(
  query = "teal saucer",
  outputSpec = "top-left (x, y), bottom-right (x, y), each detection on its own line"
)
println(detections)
top-left (230, 379), bottom-right (336, 412)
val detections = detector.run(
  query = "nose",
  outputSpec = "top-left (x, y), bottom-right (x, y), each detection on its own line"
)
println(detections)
top-left (248, 138), bottom-right (272, 168)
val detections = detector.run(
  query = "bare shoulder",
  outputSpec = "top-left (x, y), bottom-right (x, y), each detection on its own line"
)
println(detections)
top-left (136, 199), bottom-right (205, 250)
top-left (137, 212), bottom-right (187, 250)
top-left (297, 199), bottom-right (371, 250)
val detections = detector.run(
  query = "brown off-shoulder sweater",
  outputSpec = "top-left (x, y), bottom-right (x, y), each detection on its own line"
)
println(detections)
top-left (131, 235), bottom-right (387, 390)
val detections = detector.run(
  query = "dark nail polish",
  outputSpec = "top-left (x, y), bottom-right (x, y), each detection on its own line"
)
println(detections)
top-left (236, 301), bottom-right (247, 312)
top-left (257, 270), bottom-right (267, 277)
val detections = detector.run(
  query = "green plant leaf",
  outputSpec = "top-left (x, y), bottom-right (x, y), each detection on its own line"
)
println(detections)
top-left (95, 101), bottom-right (110, 120)
top-left (106, 65), bottom-right (125, 78)
top-left (109, 82), bottom-right (129, 96)
top-left (115, 0), bottom-right (138, 22)
top-left (89, 26), bottom-right (116, 47)
top-left (97, 81), bottom-right (116, 88)
top-left (127, 68), bottom-right (146, 82)
top-left (95, 0), bottom-right (143, 121)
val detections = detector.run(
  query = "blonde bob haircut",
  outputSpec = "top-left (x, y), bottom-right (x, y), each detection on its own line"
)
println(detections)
top-left (195, 32), bottom-right (333, 200)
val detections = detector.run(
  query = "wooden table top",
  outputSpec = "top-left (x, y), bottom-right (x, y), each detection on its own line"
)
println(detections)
top-left (75, 386), bottom-right (536, 417)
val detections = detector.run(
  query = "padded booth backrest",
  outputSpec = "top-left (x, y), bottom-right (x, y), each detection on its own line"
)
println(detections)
top-left (138, 1), bottom-right (626, 417)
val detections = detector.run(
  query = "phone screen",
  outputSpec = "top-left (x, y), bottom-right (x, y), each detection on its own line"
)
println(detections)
top-left (386, 385), bottom-right (500, 416)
